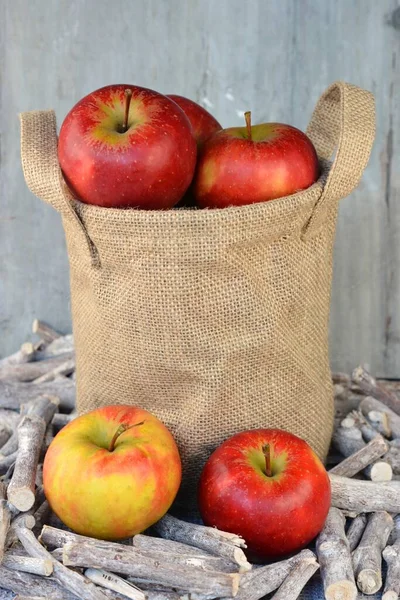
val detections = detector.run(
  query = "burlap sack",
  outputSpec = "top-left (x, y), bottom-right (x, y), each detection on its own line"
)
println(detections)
top-left (20, 81), bottom-right (375, 510)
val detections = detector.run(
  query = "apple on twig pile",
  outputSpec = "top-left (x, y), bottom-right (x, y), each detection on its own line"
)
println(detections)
top-left (57, 83), bottom-right (319, 210)
top-left (198, 429), bottom-right (331, 559)
top-left (43, 405), bottom-right (182, 540)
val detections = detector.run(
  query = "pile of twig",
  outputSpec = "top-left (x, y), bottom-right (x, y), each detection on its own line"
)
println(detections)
top-left (1, 322), bottom-right (400, 600)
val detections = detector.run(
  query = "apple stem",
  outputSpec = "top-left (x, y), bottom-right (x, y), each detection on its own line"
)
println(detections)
top-left (262, 444), bottom-right (273, 477)
top-left (122, 88), bottom-right (133, 133)
top-left (108, 420), bottom-right (145, 452)
top-left (244, 111), bottom-right (252, 141)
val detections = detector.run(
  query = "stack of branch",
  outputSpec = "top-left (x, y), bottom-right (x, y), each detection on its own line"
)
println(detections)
top-left (0, 320), bottom-right (319, 600)
top-left (3, 323), bottom-right (400, 598)
top-left (324, 366), bottom-right (400, 599)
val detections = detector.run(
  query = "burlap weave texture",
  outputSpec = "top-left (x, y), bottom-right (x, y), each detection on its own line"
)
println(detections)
top-left (20, 82), bottom-right (375, 511)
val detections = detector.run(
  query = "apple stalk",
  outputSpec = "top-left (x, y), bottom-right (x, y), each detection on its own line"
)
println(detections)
top-left (122, 89), bottom-right (133, 133)
top-left (108, 421), bottom-right (145, 453)
top-left (244, 111), bottom-right (252, 141)
top-left (262, 444), bottom-right (272, 477)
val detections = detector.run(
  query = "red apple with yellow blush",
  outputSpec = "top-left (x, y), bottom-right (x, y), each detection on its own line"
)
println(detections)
top-left (58, 84), bottom-right (197, 209)
top-left (193, 112), bottom-right (319, 208)
top-left (43, 405), bottom-right (182, 540)
top-left (198, 429), bottom-right (330, 559)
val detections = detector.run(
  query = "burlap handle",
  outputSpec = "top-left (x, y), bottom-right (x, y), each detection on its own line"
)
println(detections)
top-left (19, 110), bottom-right (99, 266)
top-left (20, 81), bottom-right (375, 245)
top-left (304, 81), bottom-right (375, 237)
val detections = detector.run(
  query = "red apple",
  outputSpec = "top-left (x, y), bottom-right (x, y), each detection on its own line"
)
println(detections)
top-left (167, 95), bottom-right (222, 148)
top-left (43, 405), bottom-right (182, 540)
top-left (58, 84), bottom-right (197, 209)
top-left (193, 112), bottom-right (319, 208)
top-left (198, 429), bottom-right (330, 559)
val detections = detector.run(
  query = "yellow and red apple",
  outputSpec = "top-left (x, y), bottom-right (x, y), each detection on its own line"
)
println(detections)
top-left (194, 113), bottom-right (319, 208)
top-left (198, 429), bottom-right (330, 559)
top-left (43, 405), bottom-right (182, 540)
top-left (58, 84), bottom-right (197, 209)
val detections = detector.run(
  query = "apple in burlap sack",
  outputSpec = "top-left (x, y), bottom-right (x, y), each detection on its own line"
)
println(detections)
top-left (58, 84), bottom-right (197, 209)
top-left (43, 405), bottom-right (182, 540)
top-left (194, 112), bottom-right (319, 208)
top-left (167, 95), bottom-right (222, 148)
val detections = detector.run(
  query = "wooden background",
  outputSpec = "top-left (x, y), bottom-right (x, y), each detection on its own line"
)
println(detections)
top-left (0, 0), bottom-right (399, 376)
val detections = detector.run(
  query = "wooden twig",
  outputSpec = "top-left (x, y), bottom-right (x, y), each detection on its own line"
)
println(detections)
top-left (332, 428), bottom-right (392, 481)
top-left (16, 525), bottom-right (110, 600)
top-left (132, 534), bottom-right (241, 572)
top-left (152, 513), bottom-right (249, 571)
top-left (0, 396), bottom-right (58, 460)
top-left (333, 425), bottom-right (364, 455)
top-left (383, 537), bottom-right (400, 600)
top-left (84, 568), bottom-right (146, 600)
top-left (388, 514), bottom-right (400, 546)
top-left (43, 425), bottom-right (54, 453)
top-left (368, 410), bottom-right (392, 437)
top-left (329, 474), bottom-right (400, 512)
top-left (346, 513), bottom-right (367, 552)
top-left (6, 513), bottom-right (36, 547)
top-left (0, 481), bottom-right (12, 561)
top-left (14, 596), bottom-right (50, 600)
top-left (0, 565), bottom-right (78, 599)
top-left (51, 411), bottom-right (76, 430)
top-left (32, 320), bottom-right (61, 343)
top-left (57, 536), bottom-right (239, 574)
top-left (342, 408), bottom-right (390, 440)
top-left (359, 396), bottom-right (400, 438)
top-left (39, 524), bottom-right (90, 547)
top-left (332, 372), bottom-right (351, 386)
top-left (233, 549), bottom-right (316, 600)
top-left (26, 395), bottom-right (60, 425)
top-left (386, 443), bottom-right (400, 475)
top-left (33, 500), bottom-right (50, 529)
top-left (0, 408), bottom-right (20, 430)
top-left (0, 380), bottom-right (75, 412)
top-left (352, 511), bottom-right (393, 594)
top-left (39, 524), bottom-right (131, 549)
top-left (33, 358), bottom-right (75, 385)
top-left (334, 384), bottom-right (348, 401)
top-left (35, 335), bottom-right (74, 360)
top-left (125, 578), bottom-right (199, 599)
top-left (315, 507), bottom-right (357, 600)
top-left (2, 553), bottom-right (53, 576)
top-left (133, 533), bottom-right (222, 556)
top-left (0, 343), bottom-right (37, 369)
top-left (269, 554), bottom-right (319, 600)
top-left (0, 353), bottom-right (75, 384)
top-left (62, 541), bottom-right (240, 596)
top-left (7, 415), bottom-right (46, 511)
top-left (334, 395), bottom-right (362, 423)
top-left (154, 513), bottom-right (246, 546)
top-left (0, 432), bottom-right (18, 458)
top-left (353, 366), bottom-right (400, 415)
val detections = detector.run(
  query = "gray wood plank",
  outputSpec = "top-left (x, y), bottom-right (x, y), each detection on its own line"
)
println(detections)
top-left (1, 0), bottom-right (399, 378)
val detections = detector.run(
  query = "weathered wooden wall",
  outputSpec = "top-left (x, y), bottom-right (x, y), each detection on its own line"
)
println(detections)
top-left (1, 0), bottom-right (399, 376)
